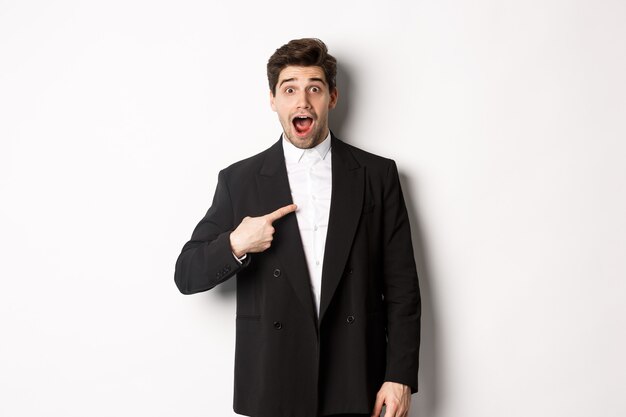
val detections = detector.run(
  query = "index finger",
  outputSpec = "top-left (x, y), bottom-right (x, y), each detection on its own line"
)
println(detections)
top-left (265, 204), bottom-right (297, 222)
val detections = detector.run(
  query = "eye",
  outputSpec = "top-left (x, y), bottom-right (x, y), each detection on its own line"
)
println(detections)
top-left (285, 87), bottom-right (295, 94)
top-left (310, 86), bottom-right (321, 93)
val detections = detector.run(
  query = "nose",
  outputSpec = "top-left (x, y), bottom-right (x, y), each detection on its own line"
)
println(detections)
top-left (296, 90), bottom-right (311, 109)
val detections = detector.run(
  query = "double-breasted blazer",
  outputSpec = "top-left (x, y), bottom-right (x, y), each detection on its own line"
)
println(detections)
top-left (174, 134), bottom-right (420, 417)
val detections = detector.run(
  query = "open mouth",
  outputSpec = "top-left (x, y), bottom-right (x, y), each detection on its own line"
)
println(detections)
top-left (292, 115), bottom-right (313, 136)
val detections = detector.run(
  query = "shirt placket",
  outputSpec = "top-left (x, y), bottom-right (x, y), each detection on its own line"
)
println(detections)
top-left (306, 151), bottom-right (322, 311)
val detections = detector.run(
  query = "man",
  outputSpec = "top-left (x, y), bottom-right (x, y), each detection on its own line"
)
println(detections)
top-left (175, 38), bottom-right (420, 417)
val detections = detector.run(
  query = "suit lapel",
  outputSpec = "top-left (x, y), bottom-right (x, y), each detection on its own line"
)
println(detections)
top-left (257, 139), bottom-right (317, 324)
top-left (319, 135), bottom-right (364, 321)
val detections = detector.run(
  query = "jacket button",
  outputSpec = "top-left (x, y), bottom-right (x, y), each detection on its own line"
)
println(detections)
top-left (346, 315), bottom-right (355, 324)
top-left (273, 321), bottom-right (282, 330)
top-left (273, 268), bottom-right (281, 277)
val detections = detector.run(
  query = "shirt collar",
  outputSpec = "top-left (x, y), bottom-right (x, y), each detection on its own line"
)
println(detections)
top-left (282, 131), bottom-right (332, 164)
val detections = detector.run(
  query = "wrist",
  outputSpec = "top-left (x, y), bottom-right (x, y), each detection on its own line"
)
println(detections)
top-left (229, 232), bottom-right (246, 258)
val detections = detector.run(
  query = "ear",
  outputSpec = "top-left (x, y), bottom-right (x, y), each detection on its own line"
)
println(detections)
top-left (269, 90), bottom-right (277, 112)
top-left (328, 87), bottom-right (338, 109)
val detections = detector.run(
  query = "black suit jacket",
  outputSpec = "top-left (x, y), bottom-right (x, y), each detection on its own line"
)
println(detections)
top-left (175, 134), bottom-right (420, 417)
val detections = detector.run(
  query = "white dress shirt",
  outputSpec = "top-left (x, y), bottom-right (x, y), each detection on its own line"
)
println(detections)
top-left (282, 132), bottom-right (332, 316)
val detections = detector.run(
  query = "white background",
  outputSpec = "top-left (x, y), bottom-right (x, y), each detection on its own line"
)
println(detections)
top-left (1, 1), bottom-right (625, 416)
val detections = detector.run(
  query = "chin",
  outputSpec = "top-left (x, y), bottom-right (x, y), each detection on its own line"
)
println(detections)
top-left (284, 133), bottom-right (309, 148)
top-left (292, 139), bottom-right (314, 149)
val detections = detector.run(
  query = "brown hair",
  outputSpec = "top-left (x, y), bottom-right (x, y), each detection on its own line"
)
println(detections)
top-left (267, 38), bottom-right (337, 96)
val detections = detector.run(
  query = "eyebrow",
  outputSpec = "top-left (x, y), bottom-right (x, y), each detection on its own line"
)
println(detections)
top-left (278, 77), bottom-right (327, 88)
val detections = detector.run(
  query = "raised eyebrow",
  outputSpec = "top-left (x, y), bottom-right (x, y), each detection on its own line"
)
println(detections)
top-left (278, 77), bottom-right (327, 88)
top-left (278, 78), bottom-right (296, 88)
top-left (308, 77), bottom-right (327, 85)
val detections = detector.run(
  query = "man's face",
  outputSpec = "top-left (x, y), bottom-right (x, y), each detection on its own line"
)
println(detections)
top-left (270, 65), bottom-right (338, 149)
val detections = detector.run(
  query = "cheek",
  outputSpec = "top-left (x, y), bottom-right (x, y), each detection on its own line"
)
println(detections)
top-left (276, 99), bottom-right (293, 113)
top-left (278, 109), bottom-right (293, 124)
top-left (319, 102), bottom-right (332, 114)
top-left (279, 107), bottom-right (291, 119)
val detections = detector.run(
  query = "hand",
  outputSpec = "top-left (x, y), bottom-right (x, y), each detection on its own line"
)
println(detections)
top-left (229, 204), bottom-right (297, 257)
top-left (371, 382), bottom-right (411, 417)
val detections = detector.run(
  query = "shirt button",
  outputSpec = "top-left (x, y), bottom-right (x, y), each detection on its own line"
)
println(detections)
top-left (346, 315), bottom-right (355, 324)
top-left (273, 268), bottom-right (281, 278)
top-left (273, 321), bottom-right (283, 330)
top-left (316, 260), bottom-right (320, 266)
top-left (314, 225), bottom-right (318, 231)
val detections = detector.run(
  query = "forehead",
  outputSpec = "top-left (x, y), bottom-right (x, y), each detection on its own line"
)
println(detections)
top-left (277, 65), bottom-right (327, 84)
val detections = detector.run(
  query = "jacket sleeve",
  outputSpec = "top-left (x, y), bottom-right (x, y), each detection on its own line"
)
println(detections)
top-left (381, 160), bottom-right (421, 392)
top-left (174, 169), bottom-right (250, 295)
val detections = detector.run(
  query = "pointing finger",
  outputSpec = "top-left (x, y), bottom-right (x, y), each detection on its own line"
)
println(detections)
top-left (265, 204), bottom-right (297, 222)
